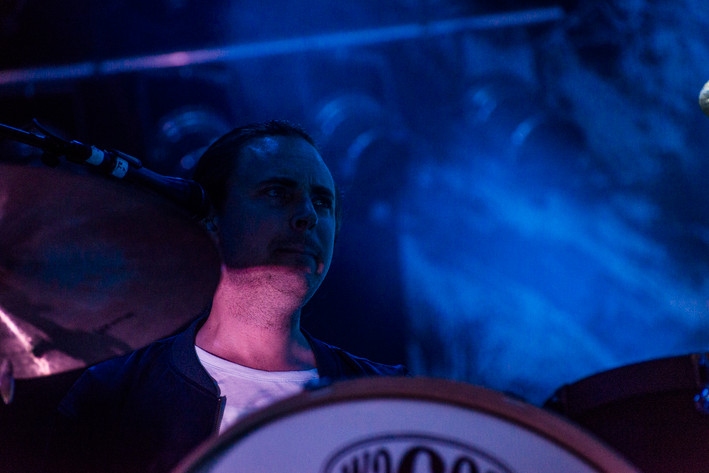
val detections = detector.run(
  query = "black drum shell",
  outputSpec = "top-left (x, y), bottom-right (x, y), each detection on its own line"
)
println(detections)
top-left (545, 353), bottom-right (709, 473)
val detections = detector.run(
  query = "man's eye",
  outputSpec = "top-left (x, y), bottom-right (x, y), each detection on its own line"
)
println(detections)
top-left (266, 187), bottom-right (288, 199)
top-left (313, 196), bottom-right (333, 209)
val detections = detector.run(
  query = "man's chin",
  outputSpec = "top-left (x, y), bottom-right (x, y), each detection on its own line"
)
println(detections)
top-left (223, 264), bottom-right (323, 295)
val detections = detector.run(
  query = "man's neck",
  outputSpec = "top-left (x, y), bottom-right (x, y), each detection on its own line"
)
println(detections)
top-left (195, 269), bottom-right (316, 372)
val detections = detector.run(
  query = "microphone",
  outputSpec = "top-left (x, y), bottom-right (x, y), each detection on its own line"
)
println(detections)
top-left (699, 80), bottom-right (709, 118)
top-left (0, 121), bottom-right (211, 219)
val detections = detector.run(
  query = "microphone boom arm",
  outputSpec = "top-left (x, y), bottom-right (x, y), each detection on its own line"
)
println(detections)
top-left (0, 121), bottom-right (210, 219)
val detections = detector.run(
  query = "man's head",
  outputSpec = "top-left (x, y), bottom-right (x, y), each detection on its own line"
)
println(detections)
top-left (194, 121), bottom-right (341, 233)
top-left (193, 121), bottom-right (339, 304)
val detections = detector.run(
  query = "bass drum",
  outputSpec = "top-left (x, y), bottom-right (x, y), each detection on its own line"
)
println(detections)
top-left (545, 353), bottom-right (709, 473)
top-left (174, 377), bottom-right (639, 473)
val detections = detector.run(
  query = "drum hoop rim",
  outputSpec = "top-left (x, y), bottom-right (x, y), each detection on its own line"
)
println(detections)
top-left (174, 376), bottom-right (640, 473)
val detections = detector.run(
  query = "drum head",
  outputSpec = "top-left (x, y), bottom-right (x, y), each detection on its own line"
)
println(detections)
top-left (174, 377), bottom-right (639, 473)
top-left (545, 353), bottom-right (709, 473)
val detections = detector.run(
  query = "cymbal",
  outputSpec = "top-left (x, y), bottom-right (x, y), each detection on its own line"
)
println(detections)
top-left (0, 163), bottom-right (221, 379)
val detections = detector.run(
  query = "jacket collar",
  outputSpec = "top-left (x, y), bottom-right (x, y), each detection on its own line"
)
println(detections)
top-left (171, 316), bottom-right (220, 394)
top-left (169, 316), bottom-right (342, 391)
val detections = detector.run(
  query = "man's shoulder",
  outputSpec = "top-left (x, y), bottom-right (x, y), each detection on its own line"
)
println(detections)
top-left (85, 316), bottom-right (204, 379)
top-left (59, 320), bottom-right (202, 411)
top-left (60, 332), bottom-right (179, 406)
top-left (329, 344), bottom-right (410, 377)
top-left (305, 332), bottom-right (409, 378)
top-left (86, 334), bottom-right (176, 379)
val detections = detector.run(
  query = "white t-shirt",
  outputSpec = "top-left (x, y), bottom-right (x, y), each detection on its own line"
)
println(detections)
top-left (195, 346), bottom-right (319, 434)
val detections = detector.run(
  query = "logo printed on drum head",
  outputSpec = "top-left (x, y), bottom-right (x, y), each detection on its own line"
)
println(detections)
top-left (322, 433), bottom-right (515, 473)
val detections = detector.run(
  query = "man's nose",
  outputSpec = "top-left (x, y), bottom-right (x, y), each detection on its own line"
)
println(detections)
top-left (290, 198), bottom-right (318, 231)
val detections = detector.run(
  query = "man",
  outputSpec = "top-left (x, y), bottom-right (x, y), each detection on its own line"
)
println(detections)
top-left (51, 121), bottom-right (408, 473)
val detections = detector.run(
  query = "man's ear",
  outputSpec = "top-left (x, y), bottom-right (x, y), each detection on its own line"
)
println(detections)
top-left (200, 214), bottom-right (223, 260)
top-left (199, 210), bottom-right (220, 241)
top-left (200, 214), bottom-right (219, 233)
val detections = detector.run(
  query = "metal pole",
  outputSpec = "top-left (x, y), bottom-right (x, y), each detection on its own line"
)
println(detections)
top-left (0, 7), bottom-right (564, 87)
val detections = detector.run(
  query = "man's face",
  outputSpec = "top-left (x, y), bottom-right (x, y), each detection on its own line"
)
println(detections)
top-left (215, 135), bottom-right (337, 303)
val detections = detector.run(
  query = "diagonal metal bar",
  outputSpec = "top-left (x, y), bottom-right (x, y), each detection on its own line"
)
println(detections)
top-left (0, 7), bottom-right (564, 87)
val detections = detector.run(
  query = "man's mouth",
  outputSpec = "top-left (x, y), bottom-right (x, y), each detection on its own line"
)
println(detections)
top-left (272, 246), bottom-right (327, 276)
top-left (274, 246), bottom-right (319, 259)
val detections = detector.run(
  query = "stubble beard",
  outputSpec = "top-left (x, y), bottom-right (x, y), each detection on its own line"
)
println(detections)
top-left (218, 265), bottom-right (318, 330)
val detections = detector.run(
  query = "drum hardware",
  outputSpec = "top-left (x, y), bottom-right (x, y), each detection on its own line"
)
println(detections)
top-left (0, 120), bottom-right (210, 219)
top-left (0, 367), bottom-right (86, 473)
top-left (0, 358), bottom-right (13, 404)
top-left (693, 353), bottom-right (709, 415)
top-left (545, 353), bottom-right (709, 473)
top-left (695, 386), bottom-right (709, 414)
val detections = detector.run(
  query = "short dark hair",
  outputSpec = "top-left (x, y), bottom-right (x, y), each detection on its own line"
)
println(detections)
top-left (193, 120), bottom-right (342, 234)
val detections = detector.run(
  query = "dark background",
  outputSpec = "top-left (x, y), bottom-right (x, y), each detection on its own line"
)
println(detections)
top-left (1, 2), bottom-right (709, 458)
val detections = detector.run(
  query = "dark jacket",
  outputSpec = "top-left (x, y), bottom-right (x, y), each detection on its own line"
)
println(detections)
top-left (51, 318), bottom-right (407, 473)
